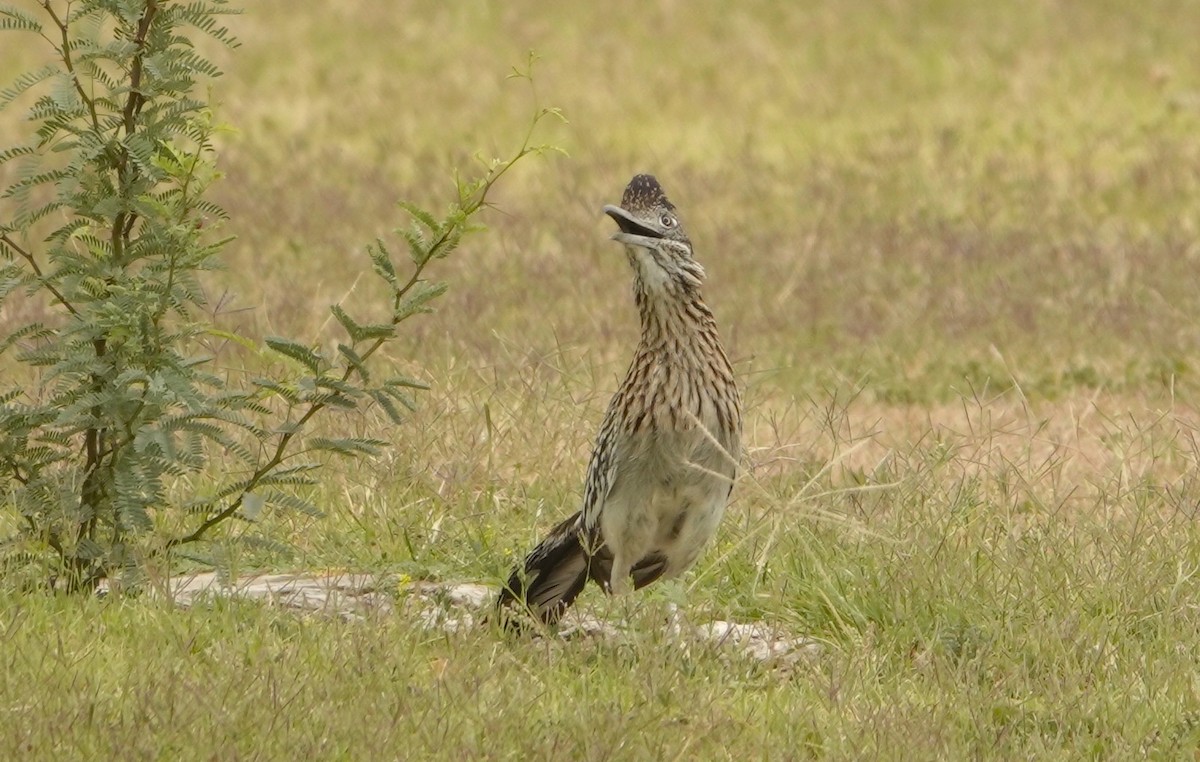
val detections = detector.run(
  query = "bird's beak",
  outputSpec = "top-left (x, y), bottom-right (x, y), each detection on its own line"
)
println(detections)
top-left (603, 204), bottom-right (663, 247)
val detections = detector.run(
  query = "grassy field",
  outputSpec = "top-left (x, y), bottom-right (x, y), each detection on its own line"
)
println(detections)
top-left (5, 0), bottom-right (1200, 758)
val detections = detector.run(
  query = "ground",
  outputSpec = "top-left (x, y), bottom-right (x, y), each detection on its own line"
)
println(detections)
top-left (3, 0), bottom-right (1200, 758)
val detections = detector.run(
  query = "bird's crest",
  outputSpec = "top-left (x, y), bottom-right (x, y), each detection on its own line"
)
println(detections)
top-left (621, 174), bottom-right (676, 215)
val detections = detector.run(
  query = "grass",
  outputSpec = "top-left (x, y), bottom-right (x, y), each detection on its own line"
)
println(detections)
top-left (5, 0), bottom-right (1200, 758)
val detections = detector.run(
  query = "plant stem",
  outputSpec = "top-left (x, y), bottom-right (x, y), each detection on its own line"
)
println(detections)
top-left (42, 1), bottom-right (101, 134)
top-left (1, 233), bottom-right (79, 317)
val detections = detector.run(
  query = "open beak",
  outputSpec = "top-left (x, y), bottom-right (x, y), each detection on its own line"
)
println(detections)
top-left (603, 204), bottom-right (663, 244)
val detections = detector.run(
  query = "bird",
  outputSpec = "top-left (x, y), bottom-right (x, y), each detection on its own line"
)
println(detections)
top-left (495, 173), bottom-right (742, 628)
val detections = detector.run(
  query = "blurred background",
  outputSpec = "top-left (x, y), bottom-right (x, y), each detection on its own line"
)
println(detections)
top-left (5, 0), bottom-right (1200, 405)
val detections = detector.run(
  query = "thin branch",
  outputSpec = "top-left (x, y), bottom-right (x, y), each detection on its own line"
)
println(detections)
top-left (166, 151), bottom-right (532, 548)
top-left (166, 400), bottom-right (324, 547)
top-left (111, 0), bottom-right (157, 264)
top-left (41, 0), bottom-right (101, 133)
top-left (165, 98), bottom-right (559, 551)
top-left (122, 1), bottom-right (158, 137)
top-left (351, 135), bottom-right (544, 372)
top-left (1, 232), bottom-right (79, 317)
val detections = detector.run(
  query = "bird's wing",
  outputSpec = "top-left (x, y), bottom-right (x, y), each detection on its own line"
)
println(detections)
top-left (580, 402), bottom-right (625, 530)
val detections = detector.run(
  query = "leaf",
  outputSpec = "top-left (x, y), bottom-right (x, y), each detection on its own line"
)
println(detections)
top-left (264, 491), bottom-right (323, 518)
top-left (383, 375), bottom-right (431, 391)
top-left (0, 260), bottom-right (35, 298)
top-left (432, 232), bottom-right (463, 260)
top-left (401, 227), bottom-right (428, 265)
top-left (0, 322), bottom-right (51, 356)
top-left (397, 200), bottom-right (441, 233)
top-left (251, 378), bottom-right (300, 405)
top-left (0, 6), bottom-right (43, 33)
top-left (368, 388), bottom-right (405, 424)
top-left (186, 479), bottom-right (251, 513)
top-left (313, 376), bottom-right (363, 398)
top-left (394, 280), bottom-right (448, 322)
top-left (0, 64), bottom-right (57, 112)
top-left (330, 303), bottom-right (364, 341)
top-left (0, 143), bottom-right (34, 166)
top-left (2, 167), bottom-right (72, 201)
top-left (122, 132), bottom-right (166, 182)
top-left (330, 305), bottom-right (395, 344)
top-left (309, 437), bottom-right (388, 457)
top-left (300, 390), bottom-right (358, 410)
top-left (337, 343), bottom-right (370, 383)
top-left (380, 385), bottom-right (419, 411)
top-left (369, 240), bottom-right (398, 287)
top-left (75, 538), bottom-right (105, 560)
top-left (168, 417), bottom-right (256, 464)
top-left (256, 463), bottom-right (320, 488)
top-left (264, 336), bottom-right (322, 373)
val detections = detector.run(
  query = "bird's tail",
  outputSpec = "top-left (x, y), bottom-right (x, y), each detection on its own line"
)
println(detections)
top-left (496, 511), bottom-right (595, 628)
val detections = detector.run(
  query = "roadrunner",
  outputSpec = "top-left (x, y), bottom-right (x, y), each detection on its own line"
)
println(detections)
top-left (496, 174), bottom-right (742, 626)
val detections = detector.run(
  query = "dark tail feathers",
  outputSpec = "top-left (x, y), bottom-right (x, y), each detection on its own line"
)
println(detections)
top-left (494, 512), bottom-right (673, 629)
top-left (496, 512), bottom-right (596, 627)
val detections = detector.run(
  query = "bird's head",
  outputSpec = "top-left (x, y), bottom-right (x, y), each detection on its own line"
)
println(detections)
top-left (603, 174), bottom-right (704, 293)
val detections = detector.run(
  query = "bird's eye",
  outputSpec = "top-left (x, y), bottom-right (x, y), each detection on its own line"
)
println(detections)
top-left (660, 214), bottom-right (675, 228)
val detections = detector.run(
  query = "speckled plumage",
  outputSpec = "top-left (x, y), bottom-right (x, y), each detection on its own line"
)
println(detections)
top-left (496, 174), bottom-right (742, 627)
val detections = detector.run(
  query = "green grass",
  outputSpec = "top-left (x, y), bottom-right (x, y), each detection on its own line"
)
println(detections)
top-left (5, 0), bottom-right (1200, 758)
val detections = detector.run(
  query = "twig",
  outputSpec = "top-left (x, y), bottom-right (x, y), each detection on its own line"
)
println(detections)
top-left (1, 233), bottom-right (78, 316)
top-left (41, 1), bottom-right (101, 133)
top-left (166, 109), bottom-right (558, 549)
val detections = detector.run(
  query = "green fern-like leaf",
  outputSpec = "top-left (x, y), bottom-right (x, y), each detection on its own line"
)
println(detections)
top-left (264, 336), bottom-right (322, 373)
top-left (264, 490), bottom-right (322, 518)
top-left (367, 388), bottom-right (405, 425)
top-left (309, 437), bottom-right (388, 457)
top-left (337, 343), bottom-right (370, 383)
top-left (251, 378), bottom-right (301, 405)
top-left (256, 463), bottom-right (320, 488)
top-left (0, 143), bottom-right (34, 165)
top-left (394, 280), bottom-right (448, 322)
top-left (313, 376), bottom-right (363, 398)
top-left (2, 167), bottom-right (73, 202)
top-left (401, 227), bottom-right (429, 265)
top-left (369, 240), bottom-right (398, 287)
top-left (0, 5), bottom-right (43, 33)
top-left (383, 375), bottom-right (431, 391)
top-left (299, 390), bottom-right (358, 410)
top-left (0, 321), bottom-right (51, 355)
top-left (330, 303), bottom-right (366, 342)
top-left (397, 200), bottom-right (441, 233)
top-left (0, 64), bottom-right (56, 111)
top-left (380, 384), bottom-right (419, 412)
